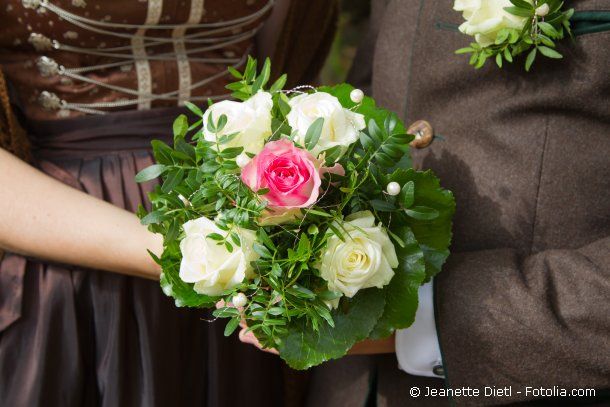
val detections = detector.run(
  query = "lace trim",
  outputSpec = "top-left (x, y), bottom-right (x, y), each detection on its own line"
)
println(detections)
top-left (132, 0), bottom-right (163, 110)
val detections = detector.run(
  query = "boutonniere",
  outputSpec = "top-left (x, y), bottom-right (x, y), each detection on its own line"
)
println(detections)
top-left (454, 0), bottom-right (574, 71)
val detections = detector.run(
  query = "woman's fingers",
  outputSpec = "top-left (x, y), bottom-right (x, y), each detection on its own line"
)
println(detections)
top-left (238, 327), bottom-right (279, 355)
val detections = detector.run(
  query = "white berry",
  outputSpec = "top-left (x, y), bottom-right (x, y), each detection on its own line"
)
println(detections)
top-left (535, 3), bottom-right (549, 16)
top-left (236, 153), bottom-right (251, 168)
top-left (350, 88), bottom-right (364, 104)
top-left (386, 182), bottom-right (401, 196)
top-left (232, 293), bottom-right (248, 308)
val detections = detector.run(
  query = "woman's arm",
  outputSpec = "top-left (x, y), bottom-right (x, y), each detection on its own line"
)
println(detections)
top-left (0, 148), bottom-right (162, 279)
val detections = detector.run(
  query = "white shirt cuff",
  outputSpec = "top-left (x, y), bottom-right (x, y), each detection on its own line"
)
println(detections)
top-left (395, 280), bottom-right (444, 378)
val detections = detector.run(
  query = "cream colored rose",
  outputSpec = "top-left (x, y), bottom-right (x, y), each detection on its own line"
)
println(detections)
top-left (454, 0), bottom-right (530, 47)
top-left (287, 92), bottom-right (365, 158)
top-left (179, 216), bottom-right (259, 296)
top-left (202, 91), bottom-right (273, 155)
top-left (318, 211), bottom-right (398, 298)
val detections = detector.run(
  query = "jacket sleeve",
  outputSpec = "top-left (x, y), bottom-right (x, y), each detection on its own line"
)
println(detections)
top-left (435, 237), bottom-right (610, 404)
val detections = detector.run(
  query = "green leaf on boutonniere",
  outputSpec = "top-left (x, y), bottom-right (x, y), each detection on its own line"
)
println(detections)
top-left (525, 48), bottom-right (537, 71)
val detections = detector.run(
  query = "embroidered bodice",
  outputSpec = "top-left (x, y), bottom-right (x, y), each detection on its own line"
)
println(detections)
top-left (0, 0), bottom-right (272, 120)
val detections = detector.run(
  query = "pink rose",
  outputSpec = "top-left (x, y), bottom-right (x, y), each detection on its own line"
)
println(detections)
top-left (241, 139), bottom-right (343, 209)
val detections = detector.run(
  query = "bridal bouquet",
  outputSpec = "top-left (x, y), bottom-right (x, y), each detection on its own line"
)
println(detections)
top-left (136, 58), bottom-right (455, 369)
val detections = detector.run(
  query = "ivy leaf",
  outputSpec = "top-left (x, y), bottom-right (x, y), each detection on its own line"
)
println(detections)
top-left (135, 164), bottom-right (167, 183)
top-left (304, 117), bottom-right (325, 151)
top-left (369, 226), bottom-right (426, 338)
top-left (278, 288), bottom-right (385, 370)
top-left (389, 169), bottom-right (455, 281)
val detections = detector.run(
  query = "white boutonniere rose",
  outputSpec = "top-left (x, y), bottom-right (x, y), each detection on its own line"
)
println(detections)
top-left (179, 216), bottom-right (259, 296)
top-left (318, 211), bottom-right (398, 298)
top-left (287, 92), bottom-right (365, 158)
top-left (202, 91), bottom-right (273, 155)
top-left (454, 0), bottom-right (530, 46)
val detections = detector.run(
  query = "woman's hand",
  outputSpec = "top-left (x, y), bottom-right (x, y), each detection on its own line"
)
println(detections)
top-left (238, 321), bottom-right (279, 355)
top-left (237, 323), bottom-right (396, 356)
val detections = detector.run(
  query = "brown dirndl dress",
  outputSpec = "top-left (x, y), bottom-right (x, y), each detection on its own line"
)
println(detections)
top-left (0, 108), bottom-right (286, 406)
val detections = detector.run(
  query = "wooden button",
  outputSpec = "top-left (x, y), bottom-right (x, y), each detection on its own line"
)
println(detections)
top-left (408, 120), bottom-right (434, 149)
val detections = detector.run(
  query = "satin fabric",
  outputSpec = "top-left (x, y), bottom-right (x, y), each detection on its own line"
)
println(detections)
top-left (0, 107), bottom-right (286, 406)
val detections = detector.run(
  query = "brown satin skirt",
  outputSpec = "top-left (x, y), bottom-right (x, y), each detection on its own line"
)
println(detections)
top-left (0, 108), bottom-right (291, 407)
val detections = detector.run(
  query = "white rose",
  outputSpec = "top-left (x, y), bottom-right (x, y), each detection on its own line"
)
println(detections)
top-left (454, 0), bottom-right (530, 47)
top-left (179, 216), bottom-right (259, 296)
top-left (318, 211), bottom-right (398, 298)
top-left (202, 91), bottom-right (273, 155)
top-left (287, 92), bottom-right (365, 158)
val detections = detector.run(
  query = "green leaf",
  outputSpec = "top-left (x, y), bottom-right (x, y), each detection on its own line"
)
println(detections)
top-left (369, 226), bottom-right (426, 338)
top-left (270, 74), bottom-right (287, 93)
top-left (389, 169), bottom-right (455, 281)
top-left (525, 47), bottom-right (537, 71)
top-left (278, 288), bottom-right (386, 369)
top-left (135, 164), bottom-right (167, 183)
top-left (304, 117), bottom-right (325, 151)
top-left (151, 140), bottom-right (174, 165)
top-left (252, 57), bottom-right (271, 93)
top-left (161, 168), bottom-right (185, 193)
top-left (509, 0), bottom-right (534, 9)
top-left (253, 242), bottom-right (272, 258)
top-left (455, 47), bottom-right (474, 55)
top-left (504, 6), bottom-right (532, 17)
top-left (224, 317), bottom-right (240, 337)
top-left (173, 114), bottom-right (188, 139)
top-left (495, 29), bottom-right (510, 45)
top-left (401, 181), bottom-right (415, 208)
top-left (216, 114), bottom-right (228, 133)
top-left (184, 101), bottom-right (203, 116)
top-left (405, 206), bottom-right (440, 220)
top-left (370, 199), bottom-right (396, 212)
top-left (538, 22), bottom-right (558, 37)
top-left (538, 45), bottom-right (563, 59)
top-left (227, 66), bottom-right (242, 79)
top-left (140, 210), bottom-right (166, 225)
top-left (496, 53), bottom-right (503, 68)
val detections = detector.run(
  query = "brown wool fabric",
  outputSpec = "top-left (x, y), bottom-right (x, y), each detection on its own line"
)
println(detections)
top-left (307, 0), bottom-right (610, 406)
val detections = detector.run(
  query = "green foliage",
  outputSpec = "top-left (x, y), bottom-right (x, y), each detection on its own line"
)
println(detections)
top-left (455, 0), bottom-right (573, 70)
top-left (136, 61), bottom-right (454, 370)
